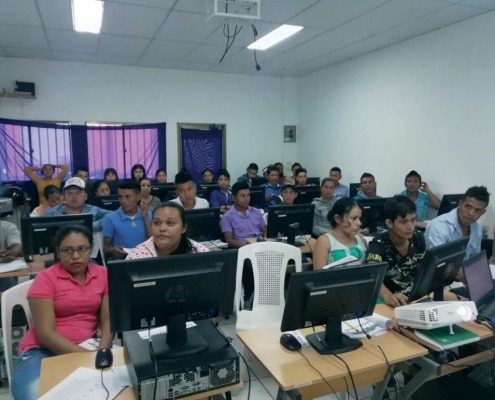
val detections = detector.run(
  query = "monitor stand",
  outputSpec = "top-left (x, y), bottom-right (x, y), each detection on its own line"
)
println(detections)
top-left (306, 317), bottom-right (363, 355)
top-left (286, 227), bottom-right (305, 247)
top-left (150, 315), bottom-right (209, 359)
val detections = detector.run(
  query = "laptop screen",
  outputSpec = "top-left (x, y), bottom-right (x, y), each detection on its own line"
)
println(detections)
top-left (464, 252), bottom-right (493, 304)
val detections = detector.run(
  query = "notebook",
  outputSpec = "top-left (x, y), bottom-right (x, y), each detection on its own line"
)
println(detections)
top-left (463, 251), bottom-right (495, 319)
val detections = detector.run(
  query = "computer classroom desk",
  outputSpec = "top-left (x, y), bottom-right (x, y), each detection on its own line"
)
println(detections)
top-left (39, 347), bottom-right (243, 400)
top-left (245, 236), bottom-right (317, 254)
top-left (0, 255), bottom-right (48, 293)
top-left (377, 303), bottom-right (495, 398)
top-left (236, 308), bottom-right (428, 400)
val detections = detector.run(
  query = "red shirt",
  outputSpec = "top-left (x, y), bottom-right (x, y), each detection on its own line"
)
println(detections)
top-left (18, 262), bottom-right (108, 354)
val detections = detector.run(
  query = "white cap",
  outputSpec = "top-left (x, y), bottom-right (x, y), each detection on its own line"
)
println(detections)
top-left (64, 177), bottom-right (86, 190)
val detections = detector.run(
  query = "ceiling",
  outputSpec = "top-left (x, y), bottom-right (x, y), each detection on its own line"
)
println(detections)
top-left (0, 0), bottom-right (494, 77)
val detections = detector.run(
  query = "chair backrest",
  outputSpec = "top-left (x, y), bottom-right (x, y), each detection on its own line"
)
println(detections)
top-left (1, 280), bottom-right (33, 384)
top-left (235, 242), bottom-right (302, 314)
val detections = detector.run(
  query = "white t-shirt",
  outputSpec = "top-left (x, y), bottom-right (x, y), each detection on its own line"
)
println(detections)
top-left (170, 196), bottom-right (209, 209)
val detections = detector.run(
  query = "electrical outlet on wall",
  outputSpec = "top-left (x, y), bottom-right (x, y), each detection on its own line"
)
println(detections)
top-left (284, 125), bottom-right (296, 142)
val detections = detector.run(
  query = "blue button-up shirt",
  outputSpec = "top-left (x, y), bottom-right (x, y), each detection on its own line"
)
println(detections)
top-left (44, 204), bottom-right (112, 231)
top-left (261, 183), bottom-right (281, 210)
top-left (425, 207), bottom-right (481, 258)
top-left (334, 184), bottom-right (349, 198)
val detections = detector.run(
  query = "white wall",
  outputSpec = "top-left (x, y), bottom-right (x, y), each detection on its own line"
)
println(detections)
top-left (0, 57), bottom-right (299, 179)
top-left (299, 10), bottom-right (495, 234)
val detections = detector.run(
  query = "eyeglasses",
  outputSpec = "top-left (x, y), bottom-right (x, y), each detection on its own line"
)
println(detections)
top-left (59, 245), bottom-right (93, 256)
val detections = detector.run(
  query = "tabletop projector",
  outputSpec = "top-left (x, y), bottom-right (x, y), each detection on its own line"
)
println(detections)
top-left (395, 301), bottom-right (477, 330)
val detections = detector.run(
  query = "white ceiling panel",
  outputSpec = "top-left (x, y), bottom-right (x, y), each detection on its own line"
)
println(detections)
top-left (141, 39), bottom-right (197, 60)
top-left (37, 0), bottom-right (73, 30)
top-left (102, 2), bottom-right (170, 38)
top-left (107, 0), bottom-right (176, 9)
top-left (46, 29), bottom-right (99, 53)
top-left (288, 0), bottom-right (391, 29)
top-left (0, 0), bottom-right (42, 27)
top-left (0, 0), bottom-right (494, 76)
top-left (379, 3), bottom-right (490, 39)
top-left (260, 0), bottom-right (320, 23)
top-left (0, 25), bottom-right (49, 49)
top-left (99, 35), bottom-right (151, 57)
top-left (155, 10), bottom-right (219, 42)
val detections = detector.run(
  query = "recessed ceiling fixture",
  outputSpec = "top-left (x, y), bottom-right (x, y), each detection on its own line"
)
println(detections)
top-left (72, 0), bottom-right (105, 34)
top-left (247, 24), bottom-right (303, 50)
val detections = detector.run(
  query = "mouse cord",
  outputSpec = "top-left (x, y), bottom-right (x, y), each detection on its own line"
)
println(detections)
top-left (100, 369), bottom-right (109, 400)
top-left (297, 350), bottom-right (341, 400)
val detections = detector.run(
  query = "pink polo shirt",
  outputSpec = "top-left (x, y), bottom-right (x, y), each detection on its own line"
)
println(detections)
top-left (18, 262), bottom-right (108, 354)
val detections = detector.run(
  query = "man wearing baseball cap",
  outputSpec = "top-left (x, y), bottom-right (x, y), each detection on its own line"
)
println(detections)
top-left (44, 177), bottom-right (112, 231)
top-left (280, 183), bottom-right (298, 206)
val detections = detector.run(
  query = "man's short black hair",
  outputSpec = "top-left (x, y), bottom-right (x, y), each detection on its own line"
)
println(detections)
top-left (266, 165), bottom-right (280, 176)
top-left (360, 172), bottom-right (375, 182)
top-left (175, 172), bottom-right (194, 185)
top-left (464, 186), bottom-right (490, 206)
top-left (118, 181), bottom-right (141, 193)
top-left (295, 168), bottom-right (307, 176)
top-left (247, 163), bottom-right (258, 171)
top-left (405, 170), bottom-right (422, 183)
top-left (330, 167), bottom-right (341, 174)
top-left (74, 166), bottom-right (89, 175)
top-left (202, 168), bottom-right (214, 175)
top-left (384, 195), bottom-right (417, 222)
top-left (217, 169), bottom-right (230, 179)
top-left (232, 181), bottom-right (250, 196)
top-left (291, 162), bottom-right (302, 170)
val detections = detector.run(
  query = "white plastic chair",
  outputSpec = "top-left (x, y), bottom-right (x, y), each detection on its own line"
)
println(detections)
top-left (1, 280), bottom-right (33, 384)
top-left (235, 242), bottom-right (302, 330)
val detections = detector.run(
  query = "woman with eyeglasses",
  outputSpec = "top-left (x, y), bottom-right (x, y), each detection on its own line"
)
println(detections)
top-left (12, 225), bottom-right (112, 400)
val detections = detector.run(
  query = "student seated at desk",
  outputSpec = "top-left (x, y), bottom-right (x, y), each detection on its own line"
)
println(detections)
top-left (0, 220), bottom-right (22, 291)
top-left (400, 170), bottom-right (441, 228)
top-left (209, 169), bottom-right (233, 214)
top-left (11, 226), bottom-right (112, 400)
top-left (139, 177), bottom-right (162, 213)
top-left (261, 165), bottom-right (282, 209)
top-left (313, 197), bottom-right (367, 269)
top-left (171, 172), bottom-right (209, 210)
top-left (280, 183), bottom-right (298, 205)
top-left (29, 185), bottom-right (62, 217)
top-left (103, 182), bottom-right (152, 260)
top-left (311, 178), bottom-right (338, 237)
top-left (103, 167), bottom-right (119, 182)
top-left (237, 162), bottom-right (259, 186)
top-left (23, 163), bottom-right (68, 207)
top-left (354, 172), bottom-right (381, 200)
top-left (126, 202), bottom-right (209, 259)
top-left (93, 180), bottom-right (110, 197)
top-left (202, 168), bottom-right (215, 183)
top-left (155, 168), bottom-right (167, 183)
top-left (294, 168), bottom-right (308, 186)
top-left (366, 196), bottom-right (425, 308)
top-left (73, 166), bottom-right (89, 182)
top-left (284, 162), bottom-right (302, 185)
top-left (329, 166), bottom-right (349, 198)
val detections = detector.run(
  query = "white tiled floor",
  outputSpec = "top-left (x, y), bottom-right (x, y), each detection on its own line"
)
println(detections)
top-left (0, 315), bottom-right (380, 400)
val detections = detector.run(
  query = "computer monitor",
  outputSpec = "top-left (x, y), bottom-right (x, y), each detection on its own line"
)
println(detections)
top-left (197, 182), bottom-right (218, 199)
top-left (151, 183), bottom-right (176, 202)
top-left (21, 214), bottom-right (93, 261)
top-left (266, 204), bottom-right (314, 246)
top-left (92, 195), bottom-right (120, 211)
top-left (306, 177), bottom-right (320, 186)
top-left (249, 186), bottom-right (266, 209)
top-left (437, 194), bottom-right (463, 216)
top-left (195, 189), bottom-right (208, 200)
top-left (185, 208), bottom-right (222, 242)
top-left (408, 237), bottom-right (469, 302)
top-left (251, 176), bottom-right (268, 187)
top-left (294, 185), bottom-right (321, 205)
top-left (281, 263), bottom-right (387, 355)
top-left (349, 183), bottom-right (360, 198)
top-left (356, 197), bottom-right (391, 233)
top-left (107, 250), bottom-right (238, 359)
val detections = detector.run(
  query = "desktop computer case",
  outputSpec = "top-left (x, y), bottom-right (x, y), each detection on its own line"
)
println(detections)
top-left (123, 320), bottom-right (239, 400)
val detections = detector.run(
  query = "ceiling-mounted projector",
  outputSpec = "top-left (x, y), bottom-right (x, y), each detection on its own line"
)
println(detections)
top-left (207, 0), bottom-right (260, 23)
top-left (395, 301), bottom-right (477, 330)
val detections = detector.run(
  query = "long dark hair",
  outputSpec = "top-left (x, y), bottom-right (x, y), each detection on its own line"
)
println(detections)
top-left (152, 201), bottom-right (193, 254)
top-left (327, 197), bottom-right (360, 228)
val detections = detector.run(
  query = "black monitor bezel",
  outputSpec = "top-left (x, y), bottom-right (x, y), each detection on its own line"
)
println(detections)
top-left (184, 207), bottom-right (222, 242)
top-left (356, 197), bottom-right (391, 233)
top-left (437, 193), bottom-right (464, 216)
top-left (266, 204), bottom-right (315, 243)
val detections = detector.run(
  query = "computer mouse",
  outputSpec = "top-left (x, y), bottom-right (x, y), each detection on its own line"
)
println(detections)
top-left (256, 236), bottom-right (265, 242)
top-left (280, 333), bottom-right (302, 351)
top-left (95, 347), bottom-right (113, 369)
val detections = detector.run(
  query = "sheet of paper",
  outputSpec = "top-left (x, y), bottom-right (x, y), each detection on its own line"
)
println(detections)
top-left (0, 258), bottom-right (28, 273)
top-left (137, 321), bottom-right (197, 340)
top-left (123, 248), bottom-right (135, 254)
top-left (39, 367), bottom-right (126, 400)
top-left (78, 338), bottom-right (121, 351)
top-left (91, 232), bottom-right (102, 259)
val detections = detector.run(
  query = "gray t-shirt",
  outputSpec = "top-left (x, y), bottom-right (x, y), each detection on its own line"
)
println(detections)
top-left (0, 221), bottom-right (21, 250)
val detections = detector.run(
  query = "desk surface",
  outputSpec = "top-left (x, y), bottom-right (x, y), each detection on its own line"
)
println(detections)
top-left (245, 237), bottom-right (316, 254)
top-left (237, 318), bottom-right (427, 398)
top-left (0, 255), bottom-right (46, 279)
top-left (39, 347), bottom-right (242, 399)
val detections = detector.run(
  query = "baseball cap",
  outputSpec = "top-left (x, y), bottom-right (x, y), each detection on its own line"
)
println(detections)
top-left (64, 177), bottom-right (86, 190)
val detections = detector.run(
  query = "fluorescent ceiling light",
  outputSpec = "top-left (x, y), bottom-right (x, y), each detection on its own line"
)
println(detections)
top-left (248, 24), bottom-right (303, 50)
top-left (72, 0), bottom-right (104, 34)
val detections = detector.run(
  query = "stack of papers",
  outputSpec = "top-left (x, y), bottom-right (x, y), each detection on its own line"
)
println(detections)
top-left (0, 258), bottom-right (28, 274)
top-left (200, 240), bottom-right (228, 249)
top-left (39, 366), bottom-right (132, 400)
